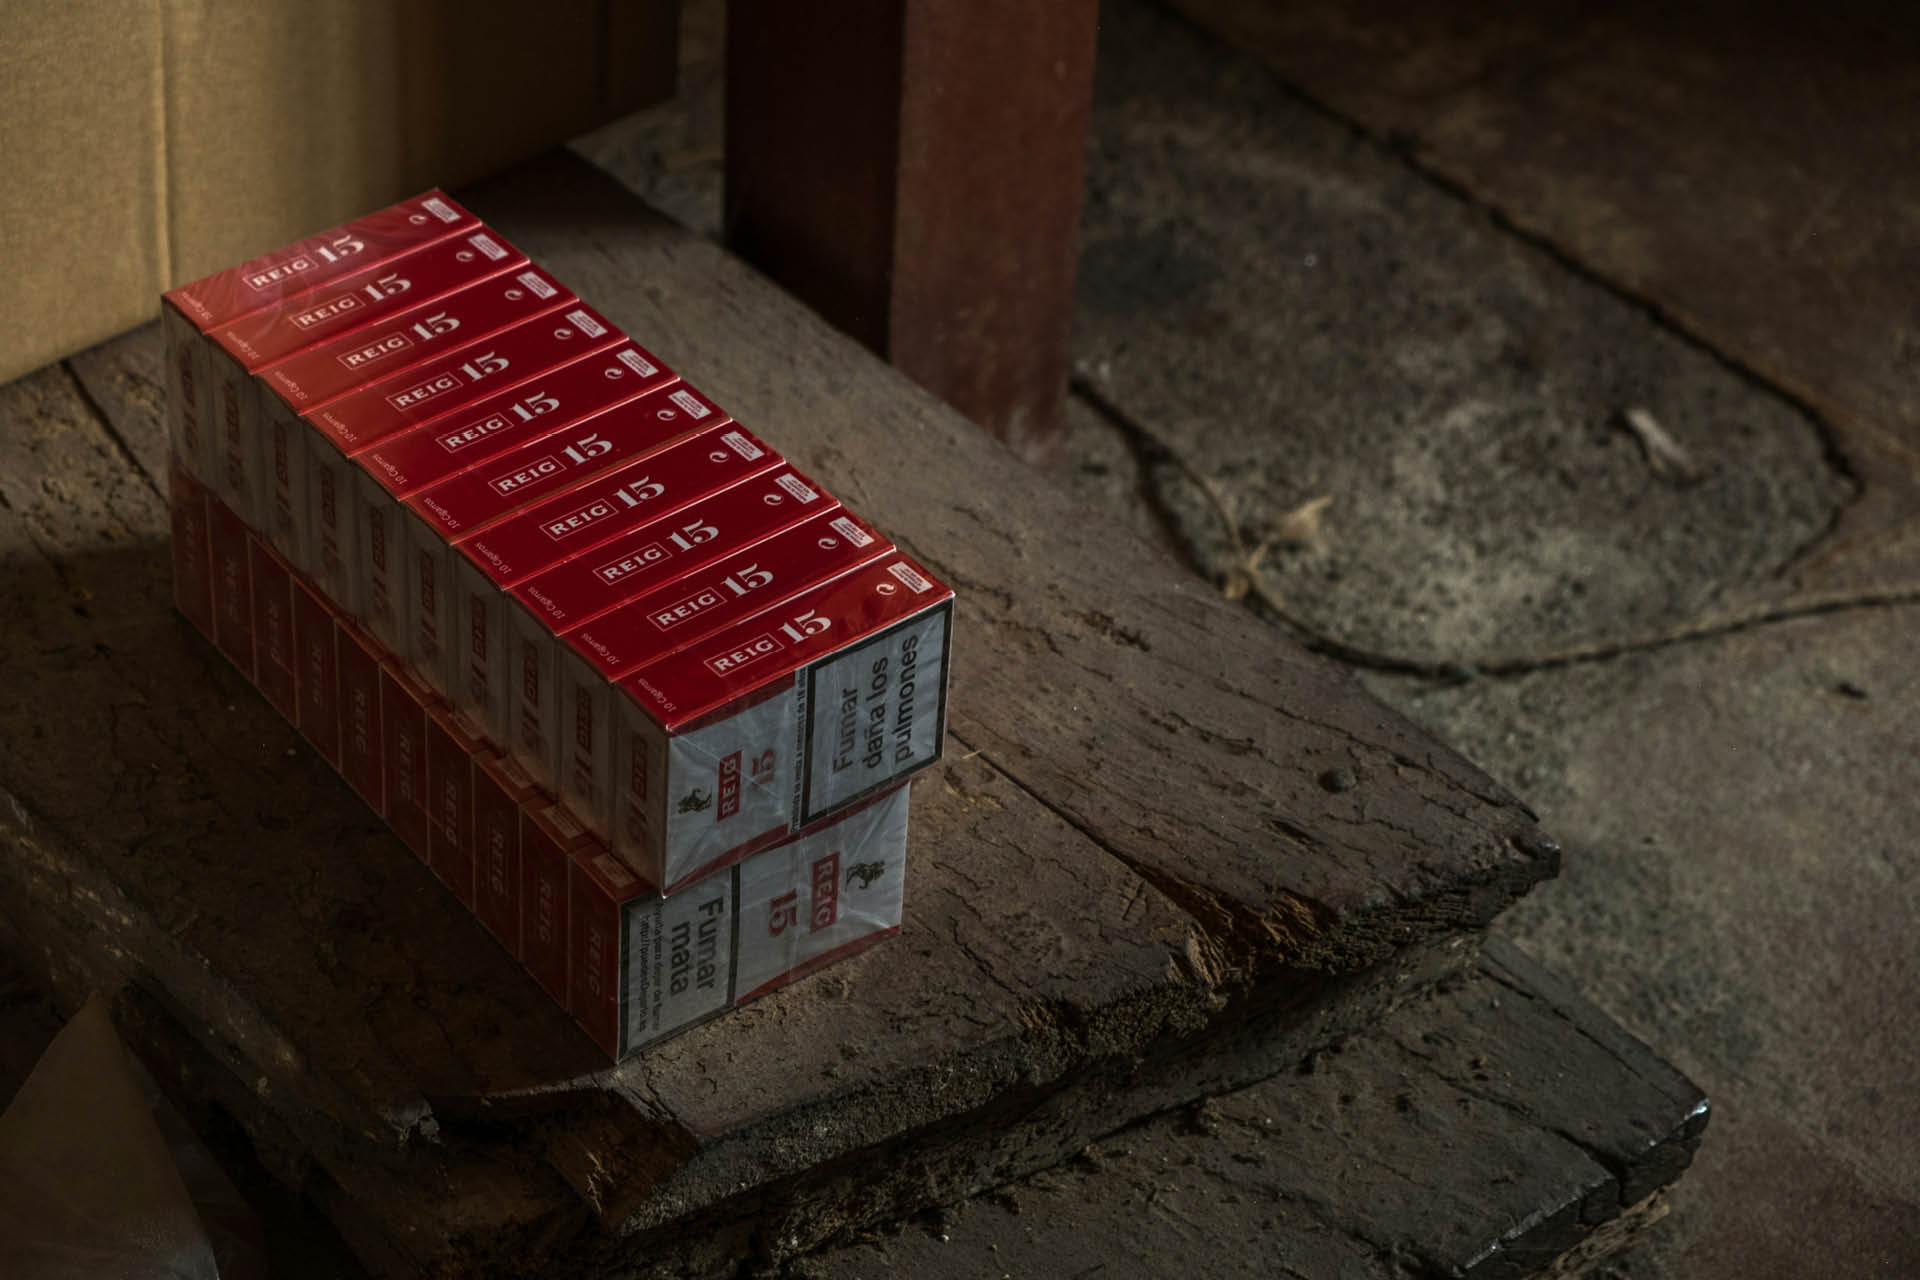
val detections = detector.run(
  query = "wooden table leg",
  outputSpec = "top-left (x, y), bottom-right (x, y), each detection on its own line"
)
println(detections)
top-left (724, 0), bottom-right (1100, 463)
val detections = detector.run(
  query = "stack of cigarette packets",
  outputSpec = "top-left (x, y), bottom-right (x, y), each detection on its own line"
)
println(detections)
top-left (162, 190), bottom-right (953, 1058)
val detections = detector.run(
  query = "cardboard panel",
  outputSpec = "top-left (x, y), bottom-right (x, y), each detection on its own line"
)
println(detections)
top-left (0, 5), bottom-right (166, 379)
top-left (0, 0), bottom-right (676, 384)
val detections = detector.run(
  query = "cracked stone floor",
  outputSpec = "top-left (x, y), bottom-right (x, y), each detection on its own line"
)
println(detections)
top-left (573, 1), bottom-right (1920, 1274)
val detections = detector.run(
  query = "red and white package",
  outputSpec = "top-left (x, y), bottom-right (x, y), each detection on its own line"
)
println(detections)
top-left (521, 804), bottom-right (591, 1003)
top-left (291, 578), bottom-right (341, 769)
top-left (161, 190), bottom-right (477, 482)
top-left (206, 496), bottom-right (255, 679)
top-left (259, 265), bottom-right (573, 412)
top-left (362, 342), bottom-right (674, 499)
top-left (473, 753), bottom-right (543, 954)
top-left (255, 266), bottom-right (576, 570)
top-left (542, 504), bottom-right (887, 827)
top-left (506, 468), bottom-right (852, 793)
top-left (433, 416), bottom-right (770, 738)
top-left (515, 464), bottom-right (837, 638)
top-left (609, 553), bottom-right (951, 892)
top-left (167, 192), bottom-right (478, 331)
top-left (167, 453), bottom-right (216, 641)
top-left (376, 343), bottom-right (676, 683)
top-left (249, 536), bottom-right (298, 721)
top-left (336, 621), bottom-right (387, 816)
top-left (161, 308), bottom-right (217, 489)
top-left (569, 781), bottom-right (907, 1059)
top-left (302, 302), bottom-right (622, 628)
top-left (409, 381), bottom-right (730, 542)
top-left (381, 662), bottom-right (438, 864)
top-left (206, 228), bottom-right (526, 535)
top-left (426, 706), bottom-right (494, 908)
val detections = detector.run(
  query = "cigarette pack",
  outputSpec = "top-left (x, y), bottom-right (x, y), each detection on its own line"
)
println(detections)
top-left (336, 622), bottom-right (386, 816)
top-left (291, 577), bottom-right (341, 768)
top-left (474, 753), bottom-right (542, 952)
top-left (547, 504), bottom-right (889, 835)
top-left (522, 804), bottom-right (589, 1003)
top-left (167, 452), bottom-right (215, 641)
top-left (206, 496), bottom-right (255, 679)
top-left (426, 706), bottom-right (494, 907)
top-left (303, 302), bottom-right (623, 628)
top-left (206, 228), bottom-right (527, 534)
top-left (436, 417), bottom-right (771, 738)
top-left (381, 662), bottom-right (438, 863)
top-left (410, 381), bottom-right (731, 542)
top-left (166, 192), bottom-right (479, 330)
top-left (255, 265), bottom-right (576, 569)
top-left (611, 552), bottom-right (952, 892)
top-left (375, 343), bottom-right (676, 680)
top-left (569, 781), bottom-right (908, 1058)
top-left (363, 342), bottom-right (675, 499)
top-left (248, 536), bottom-right (298, 720)
top-left (506, 469), bottom-right (855, 793)
top-left (162, 190), bottom-right (478, 481)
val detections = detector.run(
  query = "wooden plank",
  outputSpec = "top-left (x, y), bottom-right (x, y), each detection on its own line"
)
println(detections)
top-left (0, 155), bottom-right (1553, 1276)
top-left (0, 355), bottom-right (1471, 1274)
top-left (474, 150), bottom-right (1557, 974)
top-left (724, 0), bottom-right (1100, 461)
top-left (815, 937), bottom-right (1709, 1280)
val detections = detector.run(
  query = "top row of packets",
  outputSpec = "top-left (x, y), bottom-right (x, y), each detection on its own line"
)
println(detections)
top-left (161, 190), bottom-right (952, 896)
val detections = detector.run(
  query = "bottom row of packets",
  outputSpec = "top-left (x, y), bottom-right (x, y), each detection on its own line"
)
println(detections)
top-left (565, 782), bottom-right (909, 1057)
top-left (172, 452), bottom-right (911, 1060)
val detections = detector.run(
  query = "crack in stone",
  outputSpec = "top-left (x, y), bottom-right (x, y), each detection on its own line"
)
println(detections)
top-left (1072, 375), bottom-right (1919, 680)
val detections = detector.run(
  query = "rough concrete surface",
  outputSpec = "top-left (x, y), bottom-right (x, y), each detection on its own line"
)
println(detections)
top-left (1161, 0), bottom-right (1920, 603)
top-left (578, 1), bottom-right (1920, 1272)
top-left (1368, 609), bottom-right (1920, 1278)
top-left (1067, 0), bottom-right (1858, 668)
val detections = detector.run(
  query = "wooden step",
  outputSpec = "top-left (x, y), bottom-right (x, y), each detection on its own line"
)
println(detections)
top-left (816, 938), bottom-right (1709, 1280)
top-left (0, 940), bottom-right (1706, 1279)
top-left (0, 151), bottom-right (1552, 1277)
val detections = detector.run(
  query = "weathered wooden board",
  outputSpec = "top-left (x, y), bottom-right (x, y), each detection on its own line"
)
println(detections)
top-left (0, 154), bottom-right (1553, 1276)
top-left (819, 938), bottom-right (1709, 1280)
top-left (468, 151), bottom-right (1557, 970)
top-left (1, 935), bottom-right (1706, 1280)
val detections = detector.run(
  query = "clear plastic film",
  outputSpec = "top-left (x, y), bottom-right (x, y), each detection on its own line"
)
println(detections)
top-left (614, 782), bottom-right (911, 1056)
top-left (0, 997), bottom-right (267, 1280)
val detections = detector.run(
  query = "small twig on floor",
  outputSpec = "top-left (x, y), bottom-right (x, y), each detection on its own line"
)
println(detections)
top-left (1619, 407), bottom-right (1706, 486)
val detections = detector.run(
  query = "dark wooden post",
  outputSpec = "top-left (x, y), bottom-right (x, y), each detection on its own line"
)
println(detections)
top-left (724, 0), bottom-right (1100, 463)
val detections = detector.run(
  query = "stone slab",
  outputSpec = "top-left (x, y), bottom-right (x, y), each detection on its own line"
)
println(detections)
top-left (1066, 0), bottom-right (1855, 668)
top-left (1164, 0), bottom-right (1920, 600)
